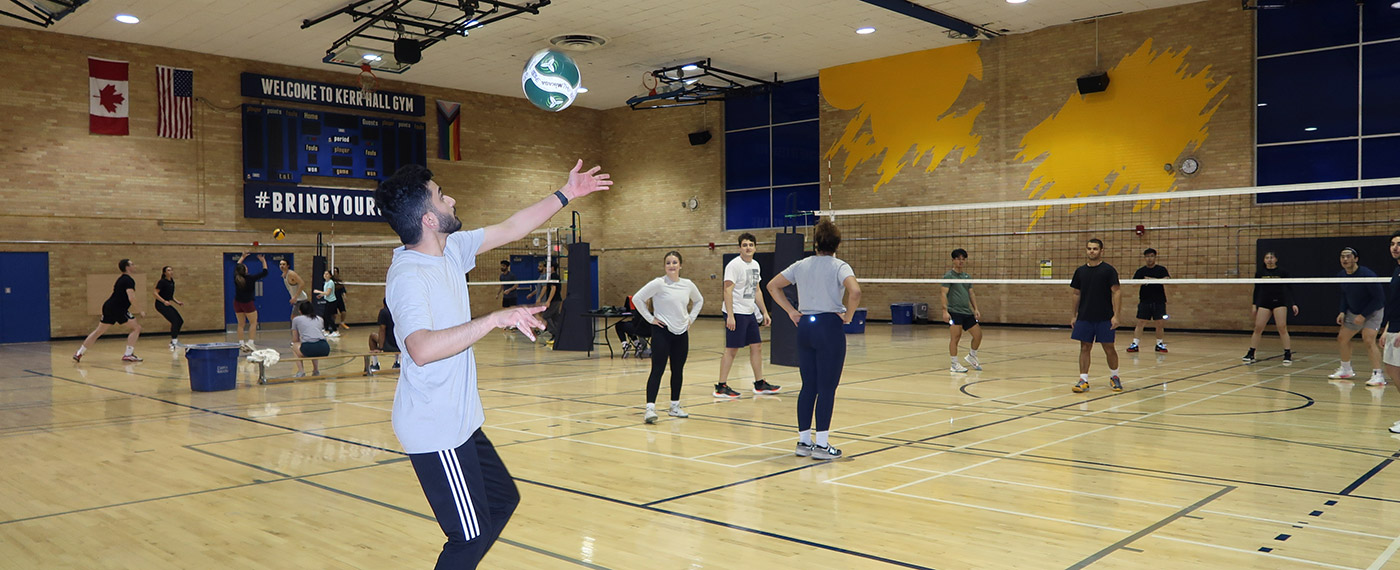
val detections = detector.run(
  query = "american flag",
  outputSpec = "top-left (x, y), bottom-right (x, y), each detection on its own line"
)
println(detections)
top-left (157, 66), bottom-right (193, 139)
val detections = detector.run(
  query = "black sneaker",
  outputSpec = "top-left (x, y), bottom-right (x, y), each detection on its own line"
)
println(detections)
top-left (1155, 344), bottom-right (1168, 353)
top-left (812, 444), bottom-right (843, 460)
top-left (713, 383), bottom-right (741, 399)
top-left (369, 362), bottom-right (381, 372)
top-left (1283, 350), bottom-right (1293, 365)
top-left (754, 379), bottom-right (781, 394)
top-left (1242, 350), bottom-right (1256, 363)
top-left (1126, 343), bottom-right (1140, 353)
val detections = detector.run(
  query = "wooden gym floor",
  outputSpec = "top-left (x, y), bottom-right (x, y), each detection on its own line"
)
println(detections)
top-left (4, 322), bottom-right (1400, 569)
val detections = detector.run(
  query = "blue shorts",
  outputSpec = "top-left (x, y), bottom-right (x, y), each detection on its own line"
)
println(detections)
top-left (300, 339), bottom-right (330, 357)
top-left (1071, 320), bottom-right (1116, 344)
top-left (725, 313), bottom-right (762, 348)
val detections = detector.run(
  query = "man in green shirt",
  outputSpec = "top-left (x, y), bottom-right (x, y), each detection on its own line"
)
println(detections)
top-left (942, 248), bottom-right (983, 372)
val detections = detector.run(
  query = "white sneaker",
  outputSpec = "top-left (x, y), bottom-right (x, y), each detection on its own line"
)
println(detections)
top-left (964, 354), bottom-right (982, 371)
top-left (1329, 368), bottom-right (1356, 379)
top-left (1389, 423), bottom-right (1400, 434)
top-left (1368, 373), bottom-right (1388, 387)
top-left (668, 404), bottom-right (689, 418)
top-left (644, 408), bottom-right (658, 424)
top-left (950, 361), bottom-right (969, 373)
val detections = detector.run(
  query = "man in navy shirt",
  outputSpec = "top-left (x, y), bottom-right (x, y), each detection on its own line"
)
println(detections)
top-left (1331, 247), bottom-right (1385, 385)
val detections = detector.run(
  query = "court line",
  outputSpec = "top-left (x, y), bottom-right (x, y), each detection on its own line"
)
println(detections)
top-left (1067, 487), bottom-right (1236, 569)
top-left (1152, 534), bottom-right (1363, 570)
top-left (1340, 449), bottom-right (1400, 496)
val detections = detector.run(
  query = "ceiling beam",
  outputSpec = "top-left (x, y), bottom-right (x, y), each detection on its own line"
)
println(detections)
top-left (856, 0), bottom-right (979, 38)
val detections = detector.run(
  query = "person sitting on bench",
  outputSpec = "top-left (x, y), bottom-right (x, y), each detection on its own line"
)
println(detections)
top-left (368, 298), bottom-right (399, 371)
top-left (291, 300), bottom-right (330, 377)
top-left (615, 295), bottom-right (651, 357)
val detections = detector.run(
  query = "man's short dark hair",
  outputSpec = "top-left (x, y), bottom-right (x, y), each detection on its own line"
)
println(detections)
top-left (951, 248), bottom-right (967, 259)
top-left (814, 219), bottom-right (841, 254)
top-left (738, 232), bottom-right (757, 247)
top-left (500, 260), bottom-right (510, 267)
top-left (375, 164), bottom-right (435, 245)
top-left (118, 259), bottom-right (131, 272)
top-left (1088, 238), bottom-right (1104, 249)
top-left (1143, 248), bottom-right (1157, 256)
top-left (1391, 230), bottom-right (1400, 242)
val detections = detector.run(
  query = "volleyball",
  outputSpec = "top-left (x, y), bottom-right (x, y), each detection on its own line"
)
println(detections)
top-left (521, 49), bottom-right (580, 112)
top-left (273, 228), bottom-right (286, 240)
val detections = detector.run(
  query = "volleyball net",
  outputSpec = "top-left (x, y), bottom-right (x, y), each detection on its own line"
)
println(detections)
top-left (331, 227), bottom-right (564, 293)
top-left (815, 177), bottom-right (1400, 328)
top-left (817, 177), bottom-right (1400, 285)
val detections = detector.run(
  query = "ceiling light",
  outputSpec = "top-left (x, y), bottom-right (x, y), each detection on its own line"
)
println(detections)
top-left (856, 26), bottom-right (876, 34)
top-left (1304, 127), bottom-right (1318, 131)
top-left (114, 14), bottom-right (139, 24)
top-left (1007, 0), bottom-right (1028, 3)
top-left (577, 86), bottom-right (589, 93)
top-left (681, 64), bottom-right (699, 71)
top-left (1393, 1), bottom-right (1400, 8)
top-left (362, 53), bottom-right (383, 62)
top-left (1257, 103), bottom-right (1267, 107)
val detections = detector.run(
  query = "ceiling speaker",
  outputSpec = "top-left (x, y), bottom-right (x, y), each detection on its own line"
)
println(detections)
top-left (688, 130), bottom-right (712, 146)
top-left (394, 38), bottom-right (423, 64)
top-left (1077, 72), bottom-right (1110, 95)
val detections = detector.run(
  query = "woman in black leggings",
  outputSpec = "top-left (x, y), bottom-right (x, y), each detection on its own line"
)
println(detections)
top-left (153, 265), bottom-right (185, 350)
top-left (767, 219), bottom-right (862, 460)
top-left (632, 251), bottom-right (704, 424)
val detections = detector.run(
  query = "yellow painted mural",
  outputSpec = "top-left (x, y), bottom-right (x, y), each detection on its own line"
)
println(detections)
top-left (822, 43), bottom-right (984, 191)
top-left (1017, 39), bottom-right (1229, 228)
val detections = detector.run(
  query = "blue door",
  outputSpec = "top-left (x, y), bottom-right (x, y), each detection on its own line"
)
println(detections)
top-left (223, 252), bottom-right (295, 325)
top-left (0, 252), bottom-right (50, 343)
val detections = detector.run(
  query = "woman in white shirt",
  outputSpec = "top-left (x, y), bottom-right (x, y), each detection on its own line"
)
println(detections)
top-left (766, 219), bottom-right (861, 460)
top-left (632, 251), bottom-right (704, 424)
top-left (291, 300), bottom-right (330, 377)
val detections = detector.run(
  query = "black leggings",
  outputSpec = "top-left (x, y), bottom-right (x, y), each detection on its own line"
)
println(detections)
top-left (155, 303), bottom-right (183, 339)
top-left (796, 313), bottom-right (846, 432)
top-left (646, 324), bottom-right (688, 403)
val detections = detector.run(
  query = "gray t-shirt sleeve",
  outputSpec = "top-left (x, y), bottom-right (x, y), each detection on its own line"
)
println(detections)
top-left (446, 229), bottom-right (486, 274)
top-left (387, 273), bottom-right (432, 350)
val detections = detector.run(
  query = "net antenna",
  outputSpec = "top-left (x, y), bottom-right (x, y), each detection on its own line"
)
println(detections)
top-left (358, 63), bottom-right (378, 99)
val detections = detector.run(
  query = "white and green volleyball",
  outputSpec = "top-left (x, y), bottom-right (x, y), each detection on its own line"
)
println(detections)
top-left (521, 49), bottom-right (581, 112)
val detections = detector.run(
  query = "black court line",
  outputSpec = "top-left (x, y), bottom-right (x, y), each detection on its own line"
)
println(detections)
top-left (1339, 448), bottom-right (1400, 496)
top-left (1065, 486), bottom-right (1235, 570)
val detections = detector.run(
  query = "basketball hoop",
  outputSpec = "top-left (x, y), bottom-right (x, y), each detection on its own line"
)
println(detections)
top-left (642, 71), bottom-right (657, 96)
top-left (358, 63), bottom-right (378, 99)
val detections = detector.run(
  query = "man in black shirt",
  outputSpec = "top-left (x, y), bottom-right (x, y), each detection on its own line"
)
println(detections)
top-left (1128, 248), bottom-right (1170, 354)
top-left (497, 260), bottom-right (520, 308)
top-left (74, 258), bottom-right (146, 363)
top-left (1069, 238), bottom-right (1122, 393)
top-left (368, 298), bottom-right (399, 371)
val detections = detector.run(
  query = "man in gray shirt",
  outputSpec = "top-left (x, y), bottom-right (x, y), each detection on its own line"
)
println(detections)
top-left (942, 248), bottom-right (983, 373)
top-left (376, 160), bottom-right (610, 567)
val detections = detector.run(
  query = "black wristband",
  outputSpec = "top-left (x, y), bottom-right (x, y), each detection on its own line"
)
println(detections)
top-left (554, 190), bottom-right (569, 207)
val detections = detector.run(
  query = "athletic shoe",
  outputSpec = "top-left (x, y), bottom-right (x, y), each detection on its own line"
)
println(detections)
top-left (340, 322), bottom-right (350, 330)
top-left (1283, 350), bottom-right (1293, 365)
top-left (1155, 344), bottom-right (1168, 353)
top-left (72, 353), bottom-right (82, 363)
top-left (121, 354), bottom-right (142, 362)
top-left (811, 444), bottom-right (843, 460)
top-left (1109, 375), bottom-right (1123, 392)
top-left (240, 343), bottom-right (252, 353)
top-left (713, 383), bottom-right (741, 399)
top-left (964, 354), bottom-right (982, 371)
top-left (169, 340), bottom-right (179, 350)
top-left (1126, 343), bottom-right (1140, 353)
top-left (620, 341), bottom-right (631, 359)
top-left (1368, 373), bottom-right (1387, 387)
top-left (753, 379), bottom-right (781, 394)
top-left (644, 408), bottom-right (658, 424)
top-left (369, 362), bottom-right (381, 372)
top-left (1242, 350), bottom-right (1256, 363)
top-left (950, 361), bottom-right (969, 373)
top-left (668, 404), bottom-right (689, 418)
top-left (392, 361), bottom-right (400, 369)
top-left (795, 442), bottom-right (813, 457)
top-left (1389, 422), bottom-right (1400, 434)
top-left (1072, 379), bottom-right (1090, 393)
top-left (294, 371), bottom-right (306, 378)
top-left (1329, 368), bottom-right (1356, 380)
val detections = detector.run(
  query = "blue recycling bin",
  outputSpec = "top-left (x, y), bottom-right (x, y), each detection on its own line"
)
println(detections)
top-left (185, 342), bottom-right (241, 392)
top-left (843, 308), bottom-right (867, 334)
top-left (890, 303), bottom-right (915, 325)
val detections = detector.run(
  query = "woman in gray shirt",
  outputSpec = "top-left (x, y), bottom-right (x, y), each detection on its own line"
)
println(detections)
top-left (767, 219), bottom-right (861, 460)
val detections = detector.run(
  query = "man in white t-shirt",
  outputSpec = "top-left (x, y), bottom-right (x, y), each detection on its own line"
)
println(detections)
top-left (716, 233), bottom-right (781, 398)
top-left (375, 160), bottom-right (610, 567)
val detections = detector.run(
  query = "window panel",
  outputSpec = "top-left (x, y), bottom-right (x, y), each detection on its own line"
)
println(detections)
top-left (772, 184), bottom-right (820, 227)
top-left (1363, 1), bottom-right (1400, 42)
top-left (772, 121), bottom-right (819, 186)
top-left (1256, 140), bottom-right (1358, 203)
top-left (725, 128), bottom-right (770, 190)
top-left (1257, 2), bottom-right (1358, 56)
top-left (772, 77), bottom-right (819, 124)
top-left (724, 92), bottom-right (769, 131)
top-left (1363, 41), bottom-right (1400, 136)
top-left (1257, 47), bottom-right (1358, 144)
top-left (726, 189), bottom-right (772, 230)
top-left (1361, 135), bottom-right (1400, 198)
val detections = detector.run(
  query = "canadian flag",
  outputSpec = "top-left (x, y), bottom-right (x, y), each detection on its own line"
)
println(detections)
top-left (89, 57), bottom-right (129, 135)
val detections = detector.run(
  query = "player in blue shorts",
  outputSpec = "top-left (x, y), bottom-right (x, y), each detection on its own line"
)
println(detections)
top-left (1070, 238), bottom-right (1122, 393)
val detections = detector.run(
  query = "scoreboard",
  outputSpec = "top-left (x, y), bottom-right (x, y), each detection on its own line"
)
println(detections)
top-left (242, 104), bottom-right (426, 183)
